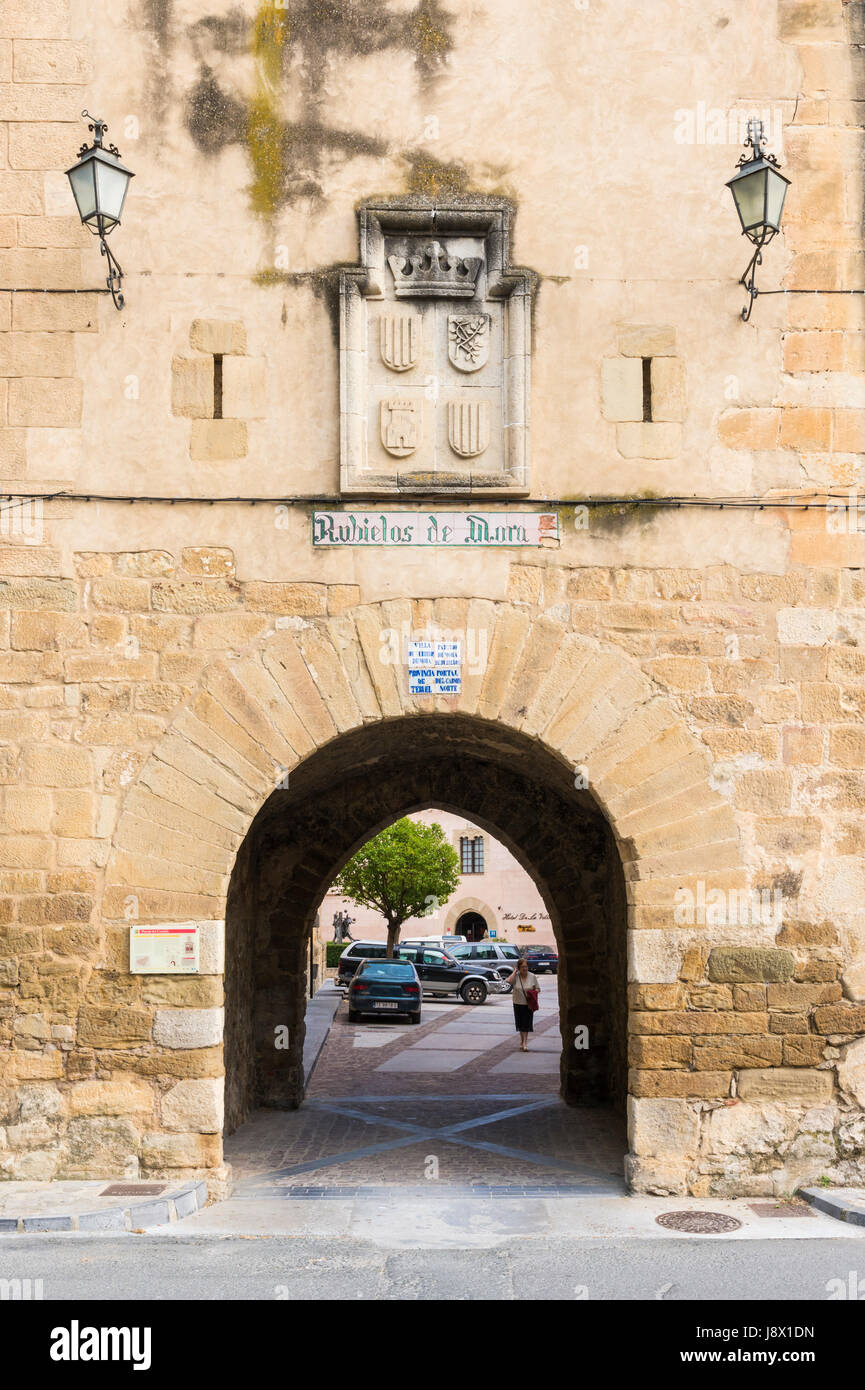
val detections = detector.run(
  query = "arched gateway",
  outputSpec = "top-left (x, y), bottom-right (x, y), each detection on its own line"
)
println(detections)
top-left (100, 597), bottom-right (760, 1198)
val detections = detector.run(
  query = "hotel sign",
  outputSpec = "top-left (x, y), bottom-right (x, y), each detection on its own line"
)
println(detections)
top-left (312, 511), bottom-right (558, 547)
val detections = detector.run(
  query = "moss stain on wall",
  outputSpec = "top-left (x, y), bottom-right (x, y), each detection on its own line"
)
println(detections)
top-left (184, 1), bottom-right (458, 218)
top-left (403, 151), bottom-right (471, 198)
top-left (247, 5), bottom-right (291, 218)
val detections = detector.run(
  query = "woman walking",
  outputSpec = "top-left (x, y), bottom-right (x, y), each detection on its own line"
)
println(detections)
top-left (507, 954), bottom-right (540, 1052)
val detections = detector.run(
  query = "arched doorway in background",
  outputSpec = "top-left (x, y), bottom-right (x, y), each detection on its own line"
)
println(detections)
top-left (456, 910), bottom-right (488, 942)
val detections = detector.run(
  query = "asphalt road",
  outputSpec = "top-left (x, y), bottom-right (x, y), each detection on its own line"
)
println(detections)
top-left (3, 1232), bottom-right (864, 1301)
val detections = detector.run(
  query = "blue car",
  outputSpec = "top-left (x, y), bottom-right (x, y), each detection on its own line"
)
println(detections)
top-left (347, 958), bottom-right (422, 1024)
top-left (519, 945), bottom-right (558, 975)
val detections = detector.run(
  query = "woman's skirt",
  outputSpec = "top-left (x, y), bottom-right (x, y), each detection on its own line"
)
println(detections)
top-left (513, 1002), bottom-right (533, 1033)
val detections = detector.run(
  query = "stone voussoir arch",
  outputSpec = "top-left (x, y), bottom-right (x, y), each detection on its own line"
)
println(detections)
top-left (103, 596), bottom-right (743, 942)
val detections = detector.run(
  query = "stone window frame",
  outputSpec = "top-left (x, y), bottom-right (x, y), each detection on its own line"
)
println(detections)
top-left (457, 830), bottom-right (486, 874)
top-left (339, 198), bottom-right (533, 496)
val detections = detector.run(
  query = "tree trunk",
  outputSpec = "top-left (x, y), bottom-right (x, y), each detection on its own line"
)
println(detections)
top-left (386, 922), bottom-right (401, 958)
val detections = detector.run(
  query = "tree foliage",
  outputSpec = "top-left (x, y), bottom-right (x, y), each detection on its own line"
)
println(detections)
top-left (333, 818), bottom-right (461, 956)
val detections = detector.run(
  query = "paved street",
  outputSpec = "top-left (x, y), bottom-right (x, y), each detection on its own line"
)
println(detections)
top-left (225, 984), bottom-right (627, 1194)
top-left (3, 1232), bottom-right (864, 1301)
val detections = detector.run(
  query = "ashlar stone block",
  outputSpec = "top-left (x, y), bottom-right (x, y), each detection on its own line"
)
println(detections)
top-left (152, 1008), bottom-right (224, 1049)
top-left (601, 356), bottom-right (643, 422)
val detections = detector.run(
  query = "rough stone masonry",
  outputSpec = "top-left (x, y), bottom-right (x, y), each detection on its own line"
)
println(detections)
top-left (0, 0), bottom-right (864, 1198)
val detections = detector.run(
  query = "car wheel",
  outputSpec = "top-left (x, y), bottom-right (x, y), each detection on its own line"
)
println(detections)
top-left (409, 1013), bottom-right (421, 1025)
top-left (347, 1008), bottom-right (359, 1022)
top-left (460, 980), bottom-right (487, 1006)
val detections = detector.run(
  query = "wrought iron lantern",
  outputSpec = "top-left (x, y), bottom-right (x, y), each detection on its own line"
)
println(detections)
top-left (726, 118), bottom-right (790, 321)
top-left (66, 110), bottom-right (134, 309)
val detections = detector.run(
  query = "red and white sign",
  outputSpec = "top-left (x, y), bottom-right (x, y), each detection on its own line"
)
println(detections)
top-left (129, 924), bottom-right (200, 974)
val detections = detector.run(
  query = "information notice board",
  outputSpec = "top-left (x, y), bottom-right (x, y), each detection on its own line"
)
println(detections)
top-left (129, 924), bottom-right (200, 974)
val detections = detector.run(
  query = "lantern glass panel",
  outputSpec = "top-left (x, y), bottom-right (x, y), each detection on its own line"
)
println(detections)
top-left (764, 167), bottom-right (789, 230)
top-left (67, 159), bottom-right (98, 224)
top-left (94, 158), bottom-right (131, 228)
top-left (732, 166), bottom-right (767, 236)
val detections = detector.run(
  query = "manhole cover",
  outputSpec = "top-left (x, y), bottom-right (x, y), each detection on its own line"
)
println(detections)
top-left (100, 1184), bottom-right (166, 1197)
top-left (749, 1202), bottom-right (815, 1219)
top-left (656, 1210), bottom-right (742, 1234)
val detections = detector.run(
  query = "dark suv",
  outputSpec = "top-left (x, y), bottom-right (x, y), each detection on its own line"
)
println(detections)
top-left (397, 945), bottom-right (505, 1005)
top-left (446, 940), bottom-right (521, 989)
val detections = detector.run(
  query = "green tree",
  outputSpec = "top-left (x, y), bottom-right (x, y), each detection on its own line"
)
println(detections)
top-left (333, 818), bottom-right (461, 957)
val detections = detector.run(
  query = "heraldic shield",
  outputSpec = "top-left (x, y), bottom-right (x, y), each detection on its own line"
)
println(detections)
top-left (448, 399), bottom-right (490, 458)
top-left (448, 313), bottom-right (490, 372)
top-left (380, 312), bottom-right (419, 372)
top-left (381, 398), bottom-right (421, 457)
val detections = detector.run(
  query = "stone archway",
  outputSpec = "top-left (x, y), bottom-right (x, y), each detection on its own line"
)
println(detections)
top-left (102, 599), bottom-right (742, 1193)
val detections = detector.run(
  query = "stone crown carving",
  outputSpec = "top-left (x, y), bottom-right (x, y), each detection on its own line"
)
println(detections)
top-left (339, 199), bottom-right (535, 497)
top-left (387, 241), bottom-right (483, 298)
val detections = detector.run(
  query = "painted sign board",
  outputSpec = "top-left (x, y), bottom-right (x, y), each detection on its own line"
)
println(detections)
top-left (312, 511), bottom-right (558, 547)
top-left (130, 924), bottom-right (200, 974)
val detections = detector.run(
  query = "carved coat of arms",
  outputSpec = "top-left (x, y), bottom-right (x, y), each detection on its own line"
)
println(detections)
top-left (381, 398), bottom-right (421, 457)
top-left (448, 313), bottom-right (490, 372)
top-left (380, 312), bottom-right (419, 372)
top-left (447, 400), bottom-right (490, 458)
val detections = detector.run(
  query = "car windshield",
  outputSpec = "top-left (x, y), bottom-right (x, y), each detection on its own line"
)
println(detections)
top-left (500, 946), bottom-right (519, 958)
top-left (360, 963), bottom-right (415, 981)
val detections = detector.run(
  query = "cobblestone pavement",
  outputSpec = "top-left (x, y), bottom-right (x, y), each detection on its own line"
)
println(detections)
top-left (226, 989), bottom-right (627, 1195)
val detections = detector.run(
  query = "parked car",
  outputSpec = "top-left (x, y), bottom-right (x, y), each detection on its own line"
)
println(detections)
top-left (396, 944), bottom-right (504, 1005)
top-left (401, 933), bottom-right (466, 950)
top-left (446, 940), bottom-right (521, 991)
top-left (518, 944), bottom-right (559, 975)
top-left (337, 940), bottom-right (395, 987)
top-left (346, 958), bottom-right (422, 1023)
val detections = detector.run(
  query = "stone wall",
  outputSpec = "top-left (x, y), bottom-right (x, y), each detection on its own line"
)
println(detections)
top-left (0, 0), bottom-right (863, 1196)
top-left (1, 581), bottom-right (864, 1194)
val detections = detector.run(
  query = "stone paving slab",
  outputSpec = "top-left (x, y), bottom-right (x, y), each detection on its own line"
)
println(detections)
top-left (0, 1180), bottom-right (208, 1234)
top-left (375, 1050), bottom-right (485, 1072)
top-left (437, 1020), bottom-right (517, 1033)
top-left (353, 1031), bottom-right (408, 1048)
top-left (407, 1033), bottom-right (505, 1051)
top-left (491, 1053), bottom-right (560, 1073)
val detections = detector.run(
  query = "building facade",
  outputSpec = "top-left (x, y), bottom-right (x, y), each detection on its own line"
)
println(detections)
top-left (0, 0), bottom-right (864, 1196)
top-left (320, 808), bottom-right (555, 946)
